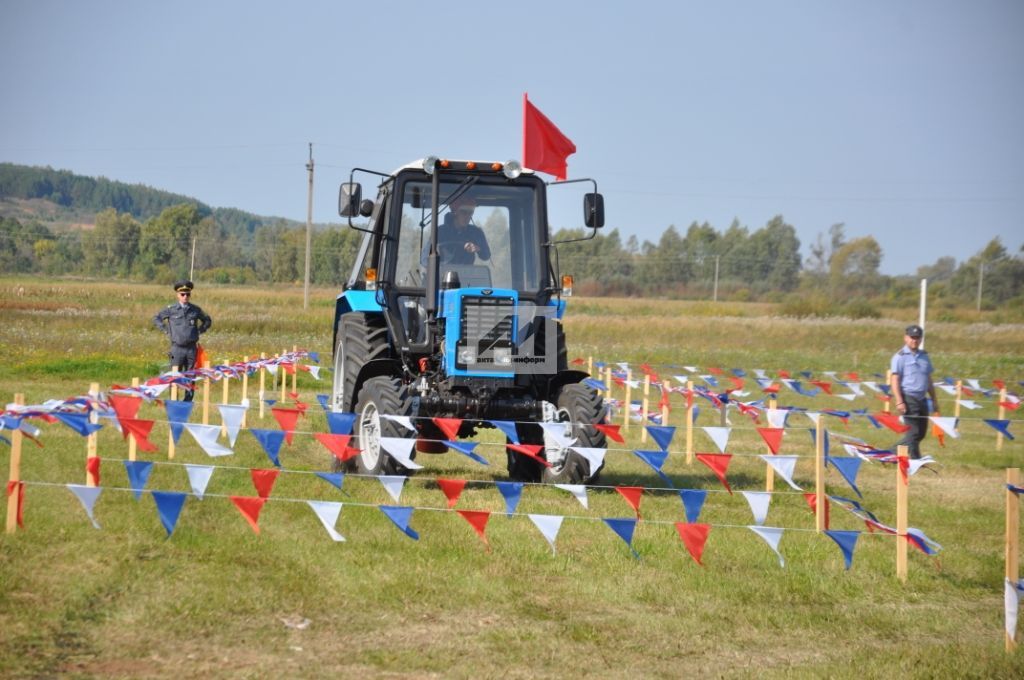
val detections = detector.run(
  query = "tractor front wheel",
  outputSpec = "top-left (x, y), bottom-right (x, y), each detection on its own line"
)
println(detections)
top-left (350, 376), bottom-right (416, 476)
top-left (540, 383), bottom-right (608, 485)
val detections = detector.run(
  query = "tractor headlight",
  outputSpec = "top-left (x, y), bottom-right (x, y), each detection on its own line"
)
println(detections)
top-left (502, 160), bottom-right (522, 179)
top-left (422, 156), bottom-right (439, 175)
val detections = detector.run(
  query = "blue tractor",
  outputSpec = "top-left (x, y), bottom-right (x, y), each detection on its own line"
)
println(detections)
top-left (332, 157), bottom-right (607, 484)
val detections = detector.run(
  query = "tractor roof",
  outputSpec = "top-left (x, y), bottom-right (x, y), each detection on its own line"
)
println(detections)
top-left (392, 158), bottom-right (536, 177)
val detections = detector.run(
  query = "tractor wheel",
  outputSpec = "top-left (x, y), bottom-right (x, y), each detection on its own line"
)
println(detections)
top-left (350, 376), bottom-right (415, 476)
top-left (332, 312), bottom-right (389, 414)
top-left (540, 383), bottom-right (608, 485)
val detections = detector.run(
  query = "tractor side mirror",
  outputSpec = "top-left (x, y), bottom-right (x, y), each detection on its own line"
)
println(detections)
top-left (339, 182), bottom-right (362, 217)
top-left (584, 193), bottom-right (604, 229)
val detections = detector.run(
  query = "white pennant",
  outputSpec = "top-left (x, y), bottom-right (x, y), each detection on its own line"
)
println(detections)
top-left (540, 422), bottom-right (577, 449)
top-left (929, 416), bottom-right (960, 438)
top-left (185, 423), bottom-right (234, 457)
top-left (378, 475), bottom-right (407, 502)
top-left (936, 383), bottom-right (958, 396)
top-left (380, 437), bottom-right (423, 469)
top-left (862, 381), bottom-right (883, 393)
top-left (836, 393), bottom-right (858, 402)
top-left (754, 369), bottom-right (767, 379)
top-left (845, 382), bottom-right (865, 396)
top-left (381, 414), bottom-right (416, 430)
top-left (307, 366), bottom-right (322, 381)
top-left (554, 484), bottom-right (589, 509)
top-left (742, 491), bottom-right (772, 526)
top-left (908, 456), bottom-right (937, 476)
top-left (957, 399), bottom-right (982, 410)
top-left (307, 500), bottom-right (345, 542)
top-left (185, 464), bottom-right (215, 500)
top-left (765, 408), bottom-right (789, 429)
top-left (683, 366), bottom-right (698, 374)
top-left (673, 375), bottom-right (690, 384)
top-left (570, 447), bottom-right (607, 476)
top-left (67, 484), bottom-right (102, 529)
top-left (528, 514), bottom-right (565, 555)
top-left (702, 427), bottom-right (731, 453)
top-left (217, 404), bottom-right (248, 447)
top-left (265, 364), bottom-right (278, 376)
top-left (1007, 579), bottom-right (1022, 642)
top-left (967, 378), bottom-right (983, 391)
top-left (805, 412), bottom-right (821, 427)
top-left (760, 455), bottom-right (802, 490)
top-left (749, 526), bottom-right (785, 567)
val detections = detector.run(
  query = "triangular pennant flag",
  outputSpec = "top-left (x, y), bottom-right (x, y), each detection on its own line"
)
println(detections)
top-left (906, 527), bottom-right (942, 555)
top-left (765, 408), bottom-right (789, 429)
top-left (185, 464), bottom-right (214, 500)
top-left (122, 460), bottom-right (154, 500)
top-left (109, 394), bottom-right (142, 422)
top-left (742, 490), bottom-right (772, 526)
top-left (554, 484), bottom-right (589, 509)
top-left (380, 437), bottom-right (423, 469)
top-left (379, 505), bottom-right (419, 540)
top-left (603, 517), bottom-right (640, 559)
top-left (571, 447), bottom-right (607, 478)
top-left (615, 486), bottom-right (644, 518)
top-left (326, 411), bottom-right (357, 435)
top-left (164, 399), bottom-right (194, 444)
top-left (825, 530), bottom-right (860, 570)
top-left (379, 475), bottom-right (407, 502)
top-left (760, 455), bottom-right (801, 490)
top-left (53, 412), bottom-right (103, 437)
top-left (805, 412), bottom-right (821, 427)
top-left (445, 440), bottom-right (490, 466)
top-left (271, 407), bottom-right (301, 445)
top-left (250, 469), bottom-right (280, 499)
top-left (457, 510), bottom-right (491, 548)
top-left (307, 366), bottom-right (322, 381)
top-left (437, 478), bottom-right (467, 508)
top-left (315, 471), bottom-right (345, 491)
top-left (528, 514), bottom-right (564, 554)
top-left (749, 526), bottom-right (785, 567)
top-left (696, 453), bottom-right (733, 494)
top-left (316, 395), bottom-right (330, 412)
top-left (185, 423), bottom-right (234, 457)
top-left (251, 428), bottom-right (286, 467)
top-left (594, 423), bottom-right (625, 443)
top-left (984, 419), bottom-right (1015, 440)
top-left (433, 417), bottom-right (463, 441)
top-left (496, 481), bottom-right (524, 516)
top-left (702, 427), bottom-right (731, 453)
top-left (540, 422), bottom-right (576, 449)
top-left (679, 489), bottom-right (708, 523)
top-left (6, 481), bottom-right (25, 529)
top-left (804, 493), bottom-right (831, 529)
top-left (757, 427), bottom-right (784, 455)
top-left (381, 414), bottom-right (415, 430)
top-left (217, 404), bottom-right (247, 447)
top-left (507, 443), bottom-right (551, 468)
top-left (314, 433), bottom-right (354, 464)
top-left (675, 522), bottom-right (711, 566)
top-left (120, 418), bottom-right (159, 452)
top-left (489, 420), bottom-right (520, 444)
top-left (85, 456), bottom-right (101, 486)
top-left (67, 484), bottom-right (102, 529)
top-left (151, 491), bottom-right (187, 537)
top-left (1007, 578), bottom-right (1021, 643)
top-left (230, 496), bottom-right (266, 534)
top-left (874, 412), bottom-right (911, 434)
top-left (645, 425), bottom-right (676, 452)
top-left (633, 449), bottom-right (670, 478)
top-left (827, 456), bottom-right (864, 498)
top-left (307, 500), bottom-right (345, 542)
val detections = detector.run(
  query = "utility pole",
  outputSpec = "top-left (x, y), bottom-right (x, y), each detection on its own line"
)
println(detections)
top-left (304, 143), bottom-right (314, 310)
top-left (190, 236), bottom-right (196, 280)
top-left (976, 261), bottom-right (985, 312)
top-left (712, 255), bottom-right (720, 303)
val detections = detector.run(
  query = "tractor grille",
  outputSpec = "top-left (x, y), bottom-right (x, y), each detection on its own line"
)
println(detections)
top-left (460, 295), bottom-right (515, 349)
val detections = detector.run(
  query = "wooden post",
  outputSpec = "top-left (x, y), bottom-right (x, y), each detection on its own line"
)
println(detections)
top-left (241, 356), bottom-right (250, 429)
top-left (623, 369), bottom-right (633, 432)
top-left (221, 369), bottom-right (230, 438)
top-left (884, 370), bottom-right (893, 413)
top-left (587, 356), bottom-right (593, 377)
top-left (86, 383), bottom-right (100, 483)
top-left (1007, 467), bottom-right (1021, 652)
top-left (815, 417), bottom-right (825, 533)
top-left (202, 361), bottom-right (211, 426)
top-left (167, 369), bottom-right (177, 460)
top-left (954, 380), bottom-right (963, 419)
top-left (997, 387), bottom-right (1008, 451)
top-left (661, 378), bottom-right (671, 427)
top-left (896, 444), bottom-right (909, 583)
top-left (6, 393), bottom-right (24, 534)
top-left (280, 349), bottom-right (288, 402)
top-left (127, 377), bottom-right (139, 462)
top-left (765, 394), bottom-right (777, 492)
top-left (685, 380), bottom-right (694, 464)
top-left (259, 353), bottom-right (267, 420)
top-left (604, 366), bottom-right (613, 425)
top-left (291, 345), bottom-right (299, 395)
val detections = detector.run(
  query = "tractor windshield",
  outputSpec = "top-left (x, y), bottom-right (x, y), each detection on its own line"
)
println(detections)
top-left (392, 179), bottom-right (545, 293)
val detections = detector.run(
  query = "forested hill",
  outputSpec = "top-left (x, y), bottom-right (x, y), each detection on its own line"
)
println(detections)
top-left (0, 163), bottom-right (294, 235)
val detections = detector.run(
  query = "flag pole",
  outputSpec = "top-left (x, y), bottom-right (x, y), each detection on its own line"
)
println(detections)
top-left (521, 92), bottom-right (528, 163)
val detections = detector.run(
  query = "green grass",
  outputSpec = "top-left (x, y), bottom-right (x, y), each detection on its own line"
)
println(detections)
top-left (0, 277), bottom-right (1023, 678)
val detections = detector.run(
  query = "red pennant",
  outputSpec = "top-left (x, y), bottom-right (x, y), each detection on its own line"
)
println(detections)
top-left (571, 357), bottom-right (585, 366)
top-left (809, 380), bottom-right (833, 395)
top-left (230, 496), bottom-right (266, 534)
top-left (707, 366), bottom-right (723, 375)
top-left (961, 386), bottom-right (975, 397)
top-left (289, 391), bottom-right (300, 399)
top-left (845, 372), bottom-right (860, 381)
top-left (640, 363), bottom-right (653, 374)
top-left (875, 393), bottom-right (892, 404)
top-left (675, 522), bottom-right (710, 566)
top-left (696, 453), bottom-right (733, 495)
top-left (993, 379), bottom-right (1006, 391)
top-left (757, 427), bottom-right (784, 455)
top-left (433, 417), bottom-right (463, 441)
top-left (109, 395), bottom-right (142, 422)
top-left (294, 401), bottom-right (308, 413)
top-left (437, 478), bottom-right (467, 508)
top-left (194, 344), bottom-right (207, 369)
top-left (612, 376), bottom-right (625, 387)
top-left (803, 493), bottom-right (831, 529)
top-left (280, 362), bottom-right (296, 375)
top-left (120, 418), bottom-right (159, 452)
top-left (506, 443), bottom-right (551, 467)
top-left (314, 433), bottom-right (352, 462)
top-left (874, 412), bottom-right (911, 434)
top-left (594, 423), bottom-right (624, 443)
top-left (777, 370), bottom-right (791, 379)
top-left (897, 455), bottom-right (909, 486)
top-left (615, 486), bottom-right (644, 518)
top-left (738, 402), bottom-right (761, 422)
top-left (6, 481), bottom-right (25, 528)
top-left (998, 401), bottom-right (1020, 411)
top-left (86, 456), bottom-right (101, 486)
top-left (250, 469), bottom-right (280, 498)
top-left (658, 388), bottom-right (671, 411)
top-left (931, 423), bottom-right (946, 448)
top-left (762, 384), bottom-right (780, 394)
top-left (728, 376), bottom-right (745, 391)
top-left (271, 407), bottom-right (301, 445)
top-left (457, 510), bottom-right (492, 549)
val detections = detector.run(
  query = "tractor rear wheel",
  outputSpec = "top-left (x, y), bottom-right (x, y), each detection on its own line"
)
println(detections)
top-left (350, 376), bottom-right (415, 476)
top-left (332, 312), bottom-right (389, 415)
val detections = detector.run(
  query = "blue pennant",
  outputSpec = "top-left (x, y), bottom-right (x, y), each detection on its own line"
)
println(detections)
top-left (164, 399), bottom-right (194, 444)
top-left (679, 489), bottom-right (708, 523)
top-left (250, 429), bottom-right (285, 467)
top-left (308, 351), bottom-right (320, 364)
top-left (583, 378), bottom-right (606, 392)
top-left (316, 394), bottom-right (330, 412)
top-left (633, 449), bottom-right (674, 487)
top-left (490, 420), bottom-right (520, 445)
top-left (645, 425), bottom-right (676, 452)
top-left (445, 440), bottom-right (489, 466)
top-left (380, 505), bottom-right (419, 540)
top-left (53, 412), bottom-right (103, 437)
top-left (326, 412), bottom-right (357, 436)
top-left (827, 456), bottom-right (864, 498)
top-left (825, 530), bottom-right (860, 570)
top-left (123, 460), bottom-right (154, 500)
top-left (984, 419), bottom-right (1015, 440)
top-left (495, 481), bottom-right (524, 516)
top-left (603, 517), bottom-right (640, 559)
top-left (151, 491), bottom-right (187, 537)
top-left (315, 471), bottom-right (345, 491)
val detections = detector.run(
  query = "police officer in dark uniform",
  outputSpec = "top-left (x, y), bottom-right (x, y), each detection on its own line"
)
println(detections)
top-left (153, 280), bottom-right (212, 401)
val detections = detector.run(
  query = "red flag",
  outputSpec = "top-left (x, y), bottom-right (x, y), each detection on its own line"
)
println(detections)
top-left (594, 423), bottom-right (624, 443)
top-left (195, 344), bottom-right (208, 370)
top-left (506, 443), bottom-right (551, 468)
top-left (803, 493), bottom-right (830, 529)
top-left (931, 422), bottom-right (946, 448)
top-left (231, 496), bottom-right (266, 534)
top-left (86, 457), bottom-right (101, 486)
top-left (809, 380), bottom-right (833, 395)
top-left (120, 418), bottom-right (159, 452)
top-left (433, 417), bottom-right (463, 441)
top-left (675, 522), bottom-right (710, 566)
top-left (250, 469), bottom-right (280, 499)
top-left (615, 486), bottom-right (644, 518)
top-left (874, 412), bottom-right (911, 434)
top-left (437, 478), bottom-right (467, 508)
top-left (993, 379), bottom-right (1006, 391)
top-left (109, 395), bottom-right (142, 422)
top-left (314, 433), bottom-right (352, 462)
top-left (696, 453), bottom-right (733, 495)
top-left (897, 454), bottom-right (909, 486)
top-left (457, 510), bottom-right (492, 549)
top-left (271, 407), bottom-right (301, 445)
top-left (757, 427), bottom-right (784, 455)
top-left (6, 481), bottom-right (25, 528)
top-left (522, 94), bottom-right (576, 181)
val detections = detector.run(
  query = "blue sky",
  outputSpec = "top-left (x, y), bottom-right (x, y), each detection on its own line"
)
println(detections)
top-left (1, 1), bottom-right (1021, 275)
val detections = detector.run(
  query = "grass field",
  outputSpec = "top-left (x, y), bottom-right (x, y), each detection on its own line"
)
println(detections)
top-left (1, 277), bottom-right (1023, 678)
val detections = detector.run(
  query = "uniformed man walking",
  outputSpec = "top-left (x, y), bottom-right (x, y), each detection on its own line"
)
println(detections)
top-left (153, 280), bottom-right (212, 402)
top-left (888, 324), bottom-right (939, 459)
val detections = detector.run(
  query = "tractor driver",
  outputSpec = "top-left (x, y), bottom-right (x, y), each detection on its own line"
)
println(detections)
top-left (421, 195), bottom-right (491, 267)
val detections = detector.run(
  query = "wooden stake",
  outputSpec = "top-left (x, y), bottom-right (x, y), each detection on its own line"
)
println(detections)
top-left (660, 378), bottom-right (671, 427)
top-left (259, 353), bottom-right (267, 420)
top-left (6, 393), bottom-right (24, 534)
top-left (685, 380), bottom-right (694, 464)
top-left (292, 345), bottom-right (299, 395)
top-left (128, 377), bottom-right (139, 462)
top-left (815, 417), bottom-right (825, 533)
top-left (623, 369), bottom-right (632, 432)
top-left (168, 368), bottom-right (177, 460)
top-left (202, 361), bottom-right (211, 425)
top-left (997, 387), bottom-right (1007, 451)
top-left (241, 356), bottom-right (249, 429)
top-left (87, 382), bottom-right (100, 484)
top-left (884, 370), bottom-right (893, 413)
top-left (604, 366), bottom-right (613, 424)
top-left (765, 394), bottom-right (777, 492)
top-left (1007, 467), bottom-right (1020, 652)
top-left (280, 349), bottom-right (288, 402)
top-left (587, 355), bottom-right (593, 377)
top-left (221, 368), bottom-right (230, 438)
top-left (954, 380), bottom-right (963, 419)
top-left (896, 444), bottom-right (909, 583)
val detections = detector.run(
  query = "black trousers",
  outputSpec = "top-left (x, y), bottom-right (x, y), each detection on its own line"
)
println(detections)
top-left (897, 394), bottom-right (929, 459)
top-left (169, 344), bottom-right (198, 402)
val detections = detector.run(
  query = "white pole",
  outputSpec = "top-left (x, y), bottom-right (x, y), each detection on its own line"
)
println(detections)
top-left (919, 278), bottom-right (928, 350)
top-left (304, 143), bottom-right (314, 310)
